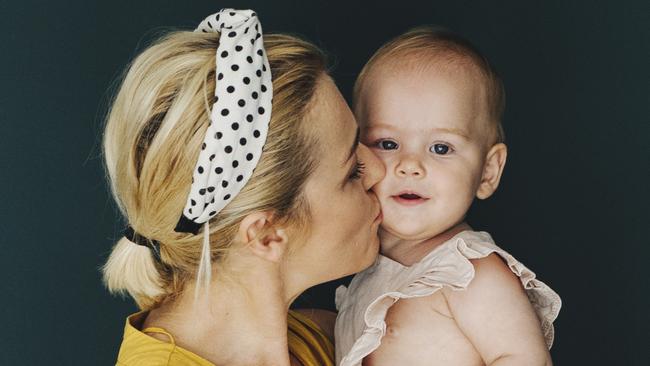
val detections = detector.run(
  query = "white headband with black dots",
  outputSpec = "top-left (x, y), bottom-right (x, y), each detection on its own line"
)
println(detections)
top-left (174, 8), bottom-right (272, 235)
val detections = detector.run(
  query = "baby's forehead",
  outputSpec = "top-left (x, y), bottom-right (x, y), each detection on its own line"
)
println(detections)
top-left (369, 51), bottom-right (486, 91)
top-left (367, 61), bottom-right (488, 110)
top-left (359, 62), bottom-right (494, 143)
top-left (354, 32), bottom-right (505, 145)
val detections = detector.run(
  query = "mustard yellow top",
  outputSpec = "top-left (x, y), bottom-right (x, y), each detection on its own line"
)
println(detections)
top-left (116, 310), bottom-right (334, 366)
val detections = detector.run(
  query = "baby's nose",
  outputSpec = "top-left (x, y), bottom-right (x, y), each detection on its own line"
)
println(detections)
top-left (396, 157), bottom-right (424, 178)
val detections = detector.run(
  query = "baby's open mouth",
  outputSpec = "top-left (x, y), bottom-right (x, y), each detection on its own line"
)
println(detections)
top-left (392, 192), bottom-right (428, 205)
top-left (399, 193), bottom-right (422, 200)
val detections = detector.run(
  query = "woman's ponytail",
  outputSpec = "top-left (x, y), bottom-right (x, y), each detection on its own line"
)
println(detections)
top-left (102, 237), bottom-right (166, 309)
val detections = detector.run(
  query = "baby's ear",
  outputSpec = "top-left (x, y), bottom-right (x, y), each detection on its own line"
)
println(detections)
top-left (476, 143), bottom-right (507, 200)
top-left (237, 211), bottom-right (289, 263)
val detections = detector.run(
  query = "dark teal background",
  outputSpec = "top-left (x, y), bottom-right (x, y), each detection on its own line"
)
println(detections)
top-left (1, 0), bottom-right (648, 364)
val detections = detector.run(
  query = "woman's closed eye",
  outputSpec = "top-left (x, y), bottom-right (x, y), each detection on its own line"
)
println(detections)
top-left (348, 161), bottom-right (365, 180)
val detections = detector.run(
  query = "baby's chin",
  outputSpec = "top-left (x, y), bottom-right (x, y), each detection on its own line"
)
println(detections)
top-left (379, 221), bottom-right (441, 242)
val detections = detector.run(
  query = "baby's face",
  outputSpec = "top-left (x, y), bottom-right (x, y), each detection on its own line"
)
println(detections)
top-left (358, 66), bottom-right (491, 241)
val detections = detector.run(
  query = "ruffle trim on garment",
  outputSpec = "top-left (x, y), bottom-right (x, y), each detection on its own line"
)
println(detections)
top-left (337, 231), bottom-right (562, 366)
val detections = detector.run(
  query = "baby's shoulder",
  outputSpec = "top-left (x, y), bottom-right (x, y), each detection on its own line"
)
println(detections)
top-left (368, 253), bottom-right (518, 327)
top-left (470, 251), bottom-right (519, 282)
top-left (442, 252), bottom-right (522, 299)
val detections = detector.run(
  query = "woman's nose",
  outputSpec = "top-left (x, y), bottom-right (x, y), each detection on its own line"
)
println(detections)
top-left (396, 155), bottom-right (425, 178)
top-left (358, 144), bottom-right (385, 191)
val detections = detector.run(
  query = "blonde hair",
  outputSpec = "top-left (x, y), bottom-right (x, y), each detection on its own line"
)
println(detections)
top-left (354, 26), bottom-right (506, 144)
top-left (102, 31), bottom-right (327, 309)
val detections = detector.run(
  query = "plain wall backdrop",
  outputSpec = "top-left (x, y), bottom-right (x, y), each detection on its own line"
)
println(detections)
top-left (1, 0), bottom-right (648, 364)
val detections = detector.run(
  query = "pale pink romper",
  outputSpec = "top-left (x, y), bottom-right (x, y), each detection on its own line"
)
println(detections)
top-left (334, 230), bottom-right (562, 366)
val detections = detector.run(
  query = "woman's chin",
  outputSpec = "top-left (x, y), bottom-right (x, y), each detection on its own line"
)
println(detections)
top-left (339, 239), bottom-right (379, 278)
top-left (360, 235), bottom-right (381, 271)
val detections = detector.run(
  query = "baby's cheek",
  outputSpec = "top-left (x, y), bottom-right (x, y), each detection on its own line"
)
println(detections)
top-left (445, 164), bottom-right (477, 190)
top-left (442, 182), bottom-right (477, 221)
top-left (373, 174), bottom-right (392, 194)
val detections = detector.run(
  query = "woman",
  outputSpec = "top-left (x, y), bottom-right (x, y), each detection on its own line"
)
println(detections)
top-left (102, 9), bottom-right (384, 366)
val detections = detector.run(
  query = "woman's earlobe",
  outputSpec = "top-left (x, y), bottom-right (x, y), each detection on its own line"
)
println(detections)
top-left (238, 212), bottom-right (288, 262)
top-left (476, 143), bottom-right (508, 200)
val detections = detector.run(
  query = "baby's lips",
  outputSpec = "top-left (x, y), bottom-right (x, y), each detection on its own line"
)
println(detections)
top-left (393, 190), bottom-right (429, 199)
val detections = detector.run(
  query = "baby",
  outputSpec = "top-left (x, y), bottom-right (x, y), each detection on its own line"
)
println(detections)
top-left (335, 27), bottom-right (561, 366)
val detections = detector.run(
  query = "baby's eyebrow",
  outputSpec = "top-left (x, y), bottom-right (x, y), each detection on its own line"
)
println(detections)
top-left (431, 127), bottom-right (471, 140)
top-left (368, 124), bottom-right (471, 140)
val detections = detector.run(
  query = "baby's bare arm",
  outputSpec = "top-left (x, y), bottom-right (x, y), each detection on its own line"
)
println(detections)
top-left (442, 253), bottom-right (552, 366)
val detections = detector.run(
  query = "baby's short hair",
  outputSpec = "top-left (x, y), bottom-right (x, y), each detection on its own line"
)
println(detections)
top-left (354, 26), bottom-right (506, 144)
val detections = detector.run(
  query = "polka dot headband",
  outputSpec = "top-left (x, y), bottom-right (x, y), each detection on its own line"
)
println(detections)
top-left (173, 8), bottom-right (273, 235)
top-left (121, 9), bottom-right (272, 289)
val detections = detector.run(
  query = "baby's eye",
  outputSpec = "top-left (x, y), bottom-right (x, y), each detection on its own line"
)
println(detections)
top-left (375, 139), bottom-right (399, 150)
top-left (430, 143), bottom-right (452, 155)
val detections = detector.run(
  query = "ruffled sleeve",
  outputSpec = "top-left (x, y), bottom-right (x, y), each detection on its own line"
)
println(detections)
top-left (335, 230), bottom-right (561, 366)
top-left (456, 232), bottom-right (561, 347)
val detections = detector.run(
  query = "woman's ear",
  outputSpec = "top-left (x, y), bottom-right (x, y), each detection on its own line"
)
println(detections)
top-left (476, 143), bottom-right (508, 200)
top-left (237, 211), bottom-right (288, 263)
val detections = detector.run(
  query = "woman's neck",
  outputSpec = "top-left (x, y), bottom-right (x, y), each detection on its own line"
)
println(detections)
top-left (144, 263), bottom-right (297, 366)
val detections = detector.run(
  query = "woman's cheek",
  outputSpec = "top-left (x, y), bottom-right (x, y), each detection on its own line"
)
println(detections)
top-left (347, 192), bottom-right (366, 242)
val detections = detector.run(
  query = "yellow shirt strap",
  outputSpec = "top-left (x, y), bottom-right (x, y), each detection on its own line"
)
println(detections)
top-left (141, 327), bottom-right (176, 345)
top-left (288, 310), bottom-right (335, 366)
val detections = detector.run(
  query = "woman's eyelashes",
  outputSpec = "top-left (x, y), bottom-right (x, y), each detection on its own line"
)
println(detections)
top-left (348, 161), bottom-right (366, 180)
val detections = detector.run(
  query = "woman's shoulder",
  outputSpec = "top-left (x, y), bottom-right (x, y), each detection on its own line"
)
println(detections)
top-left (118, 311), bottom-right (214, 366)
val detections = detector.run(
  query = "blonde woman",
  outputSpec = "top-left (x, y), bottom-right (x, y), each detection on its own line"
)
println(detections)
top-left (102, 9), bottom-right (384, 366)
